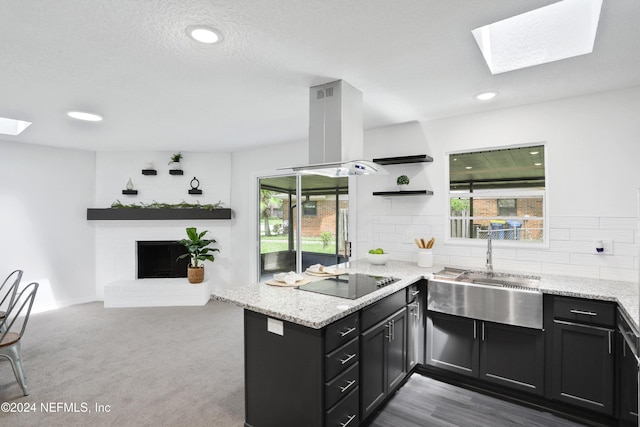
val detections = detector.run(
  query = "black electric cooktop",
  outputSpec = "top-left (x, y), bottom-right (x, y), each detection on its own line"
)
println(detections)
top-left (297, 273), bottom-right (400, 300)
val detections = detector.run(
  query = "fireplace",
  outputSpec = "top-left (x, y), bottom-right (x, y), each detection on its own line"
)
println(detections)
top-left (137, 241), bottom-right (189, 279)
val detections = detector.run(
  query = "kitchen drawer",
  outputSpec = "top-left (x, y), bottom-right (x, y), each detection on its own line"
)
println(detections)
top-left (325, 338), bottom-right (359, 381)
top-left (325, 387), bottom-right (359, 427)
top-left (361, 289), bottom-right (406, 331)
top-left (325, 362), bottom-right (359, 409)
top-left (553, 296), bottom-right (615, 327)
top-left (325, 312), bottom-right (359, 353)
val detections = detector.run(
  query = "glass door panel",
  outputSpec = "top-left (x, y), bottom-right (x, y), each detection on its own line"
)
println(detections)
top-left (258, 174), bottom-right (349, 281)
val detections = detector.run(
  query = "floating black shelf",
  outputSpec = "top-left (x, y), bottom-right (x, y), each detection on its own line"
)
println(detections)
top-left (141, 169), bottom-right (157, 175)
top-left (169, 170), bottom-right (184, 175)
top-left (87, 208), bottom-right (232, 220)
top-left (372, 190), bottom-right (434, 196)
top-left (188, 189), bottom-right (203, 195)
top-left (372, 154), bottom-right (433, 165)
top-left (121, 190), bottom-right (138, 195)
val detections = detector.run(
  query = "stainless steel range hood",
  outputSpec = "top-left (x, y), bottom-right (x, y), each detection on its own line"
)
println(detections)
top-left (288, 80), bottom-right (387, 177)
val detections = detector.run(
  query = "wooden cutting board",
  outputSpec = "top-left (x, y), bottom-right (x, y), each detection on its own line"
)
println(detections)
top-left (265, 277), bottom-right (312, 287)
top-left (305, 269), bottom-right (346, 277)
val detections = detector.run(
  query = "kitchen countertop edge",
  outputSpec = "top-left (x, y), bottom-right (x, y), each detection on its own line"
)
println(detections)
top-left (211, 260), bottom-right (639, 330)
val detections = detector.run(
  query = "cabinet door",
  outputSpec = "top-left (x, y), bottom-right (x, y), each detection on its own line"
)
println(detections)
top-left (387, 308), bottom-right (407, 394)
top-left (480, 322), bottom-right (544, 395)
top-left (360, 318), bottom-right (389, 420)
top-left (618, 332), bottom-right (639, 425)
top-left (426, 311), bottom-right (479, 377)
top-left (551, 320), bottom-right (614, 415)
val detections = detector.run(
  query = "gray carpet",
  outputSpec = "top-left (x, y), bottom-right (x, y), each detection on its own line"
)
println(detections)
top-left (0, 300), bottom-right (245, 426)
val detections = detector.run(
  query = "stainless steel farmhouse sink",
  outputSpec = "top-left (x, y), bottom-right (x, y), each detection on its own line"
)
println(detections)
top-left (428, 267), bottom-right (543, 329)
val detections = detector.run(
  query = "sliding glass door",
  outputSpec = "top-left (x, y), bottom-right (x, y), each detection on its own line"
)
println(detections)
top-left (258, 174), bottom-right (349, 281)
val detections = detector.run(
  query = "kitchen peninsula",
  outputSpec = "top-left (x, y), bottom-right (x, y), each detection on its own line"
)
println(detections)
top-left (211, 260), bottom-right (639, 427)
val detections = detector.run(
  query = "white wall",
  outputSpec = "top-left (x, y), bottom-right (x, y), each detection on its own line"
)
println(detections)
top-left (0, 140), bottom-right (96, 312)
top-left (230, 140), bottom-right (307, 286)
top-left (356, 86), bottom-right (640, 282)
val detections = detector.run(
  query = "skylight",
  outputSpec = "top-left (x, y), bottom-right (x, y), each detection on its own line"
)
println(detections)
top-left (472, 0), bottom-right (603, 74)
top-left (0, 116), bottom-right (32, 136)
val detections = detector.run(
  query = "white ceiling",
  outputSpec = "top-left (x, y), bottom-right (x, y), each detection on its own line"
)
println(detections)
top-left (1, 0), bottom-right (639, 153)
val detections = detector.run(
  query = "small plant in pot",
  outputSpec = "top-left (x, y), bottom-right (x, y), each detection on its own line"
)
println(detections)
top-left (168, 152), bottom-right (183, 170)
top-left (396, 174), bottom-right (410, 191)
top-left (177, 227), bottom-right (219, 284)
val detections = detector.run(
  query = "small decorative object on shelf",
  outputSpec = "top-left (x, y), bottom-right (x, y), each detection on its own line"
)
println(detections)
top-left (169, 152), bottom-right (183, 175)
top-left (122, 177), bottom-right (138, 195)
top-left (189, 177), bottom-right (202, 194)
top-left (397, 174), bottom-right (410, 191)
top-left (142, 162), bottom-right (157, 175)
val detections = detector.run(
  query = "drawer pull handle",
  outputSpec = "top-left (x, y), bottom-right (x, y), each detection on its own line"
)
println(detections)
top-left (339, 353), bottom-right (356, 365)
top-left (410, 290), bottom-right (420, 296)
top-left (340, 379), bottom-right (356, 393)
top-left (340, 327), bottom-right (356, 337)
top-left (570, 309), bottom-right (597, 316)
top-left (340, 414), bottom-right (356, 427)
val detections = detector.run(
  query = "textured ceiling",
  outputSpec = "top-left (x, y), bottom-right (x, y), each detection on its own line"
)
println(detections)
top-left (1, 0), bottom-right (639, 152)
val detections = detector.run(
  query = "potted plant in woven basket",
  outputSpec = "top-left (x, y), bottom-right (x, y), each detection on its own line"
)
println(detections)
top-left (177, 227), bottom-right (220, 284)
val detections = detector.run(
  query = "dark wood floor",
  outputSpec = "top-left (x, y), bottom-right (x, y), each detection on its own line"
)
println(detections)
top-left (367, 374), bottom-right (589, 427)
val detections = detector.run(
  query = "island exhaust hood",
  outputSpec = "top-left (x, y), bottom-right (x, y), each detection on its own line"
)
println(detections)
top-left (288, 80), bottom-right (387, 177)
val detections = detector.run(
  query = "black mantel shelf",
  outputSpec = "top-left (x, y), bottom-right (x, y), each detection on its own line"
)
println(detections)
top-left (87, 208), bottom-right (232, 221)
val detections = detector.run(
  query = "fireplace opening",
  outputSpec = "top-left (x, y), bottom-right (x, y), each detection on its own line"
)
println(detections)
top-left (137, 241), bottom-right (190, 279)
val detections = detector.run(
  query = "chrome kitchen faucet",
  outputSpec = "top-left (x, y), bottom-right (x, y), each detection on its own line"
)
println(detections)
top-left (486, 225), bottom-right (493, 277)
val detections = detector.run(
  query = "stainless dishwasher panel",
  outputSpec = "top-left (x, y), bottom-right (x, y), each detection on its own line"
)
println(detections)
top-left (427, 279), bottom-right (543, 329)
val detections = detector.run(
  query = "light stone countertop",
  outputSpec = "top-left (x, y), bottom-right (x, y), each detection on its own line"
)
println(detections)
top-left (211, 259), bottom-right (639, 330)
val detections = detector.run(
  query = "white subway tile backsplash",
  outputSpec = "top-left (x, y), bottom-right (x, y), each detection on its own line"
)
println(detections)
top-left (571, 228), bottom-right (635, 243)
top-left (570, 253), bottom-right (635, 269)
top-left (377, 215), bottom-right (412, 225)
top-left (600, 267), bottom-right (638, 283)
top-left (600, 217), bottom-right (637, 230)
top-left (550, 217), bottom-right (599, 229)
top-left (542, 263), bottom-right (600, 278)
top-left (371, 213), bottom-right (637, 282)
top-left (548, 228), bottom-right (571, 241)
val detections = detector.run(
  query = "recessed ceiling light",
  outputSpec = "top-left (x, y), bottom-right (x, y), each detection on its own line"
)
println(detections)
top-left (0, 116), bottom-right (32, 136)
top-left (465, 166), bottom-right (473, 170)
top-left (67, 111), bottom-right (103, 122)
top-left (476, 91), bottom-right (498, 101)
top-left (530, 151), bottom-right (539, 155)
top-left (534, 162), bottom-right (542, 166)
top-left (188, 26), bottom-right (223, 44)
top-left (472, 0), bottom-right (603, 74)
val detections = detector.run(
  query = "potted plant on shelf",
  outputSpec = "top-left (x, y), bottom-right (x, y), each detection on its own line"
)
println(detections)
top-left (397, 174), bottom-right (410, 191)
top-left (169, 152), bottom-right (183, 174)
top-left (177, 227), bottom-right (220, 283)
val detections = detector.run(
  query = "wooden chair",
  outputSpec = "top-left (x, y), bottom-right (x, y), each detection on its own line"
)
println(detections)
top-left (0, 270), bottom-right (22, 331)
top-left (0, 281), bottom-right (38, 396)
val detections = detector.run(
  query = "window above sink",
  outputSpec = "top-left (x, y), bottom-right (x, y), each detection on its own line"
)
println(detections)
top-left (447, 144), bottom-right (547, 246)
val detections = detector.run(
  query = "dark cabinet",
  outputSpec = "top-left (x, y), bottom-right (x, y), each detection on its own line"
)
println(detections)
top-left (479, 321), bottom-right (544, 395)
top-left (244, 310), bottom-right (359, 427)
top-left (426, 310), bottom-right (478, 376)
top-left (618, 330), bottom-right (639, 425)
top-left (426, 311), bottom-right (544, 395)
top-left (407, 281), bottom-right (425, 371)
top-left (360, 307), bottom-right (407, 420)
top-left (549, 296), bottom-right (616, 416)
top-left (617, 310), bottom-right (639, 426)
